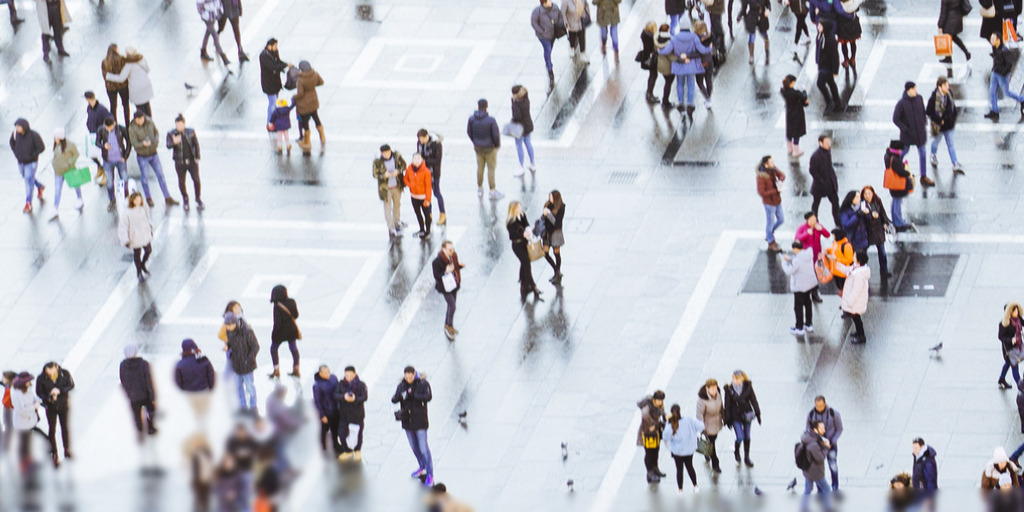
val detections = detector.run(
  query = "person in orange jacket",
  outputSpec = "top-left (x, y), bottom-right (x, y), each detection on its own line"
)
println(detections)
top-left (404, 153), bottom-right (433, 238)
top-left (823, 228), bottom-right (854, 296)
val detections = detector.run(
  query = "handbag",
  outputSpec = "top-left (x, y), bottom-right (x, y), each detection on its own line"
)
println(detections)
top-left (527, 238), bottom-right (545, 261)
top-left (934, 34), bottom-right (953, 57)
top-left (502, 122), bottom-right (524, 139)
top-left (1008, 346), bottom-right (1024, 365)
top-left (580, 1), bottom-right (592, 28)
top-left (442, 272), bottom-right (457, 292)
top-left (642, 432), bottom-right (660, 449)
top-left (814, 255), bottom-right (834, 284)
top-left (696, 434), bottom-right (713, 456)
top-left (883, 166), bottom-right (908, 191)
top-left (1005, 19), bottom-right (1019, 44)
top-left (982, 3), bottom-right (996, 17)
top-left (276, 302), bottom-right (302, 340)
top-left (743, 410), bottom-right (757, 423)
top-left (961, 0), bottom-right (973, 15)
top-left (64, 166), bottom-right (92, 188)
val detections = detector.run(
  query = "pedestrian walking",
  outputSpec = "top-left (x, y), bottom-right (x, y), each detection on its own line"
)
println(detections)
top-left (666, 0), bottom-right (686, 33)
top-left (174, 339), bottom-right (216, 430)
top-left (335, 366), bottom-right (367, 461)
top-left (50, 127), bottom-right (83, 216)
top-left (510, 85), bottom-right (536, 176)
top-left (594, 0), bottom-right (620, 59)
top-left (7, 0), bottom-right (24, 24)
top-left (694, 20), bottom-right (715, 110)
top-left (468, 99), bottom-right (503, 199)
top-left (35, 362), bottom-right (74, 467)
top-left (84, 91), bottom-right (111, 184)
top-left (738, 0), bottom-right (770, 65)
top-left (838, 190), bottom-right (868, 251)
top-left (217, 0), bottom-right (247, 61)
top-left (640, 23), bottom-right (660, 104)
top-left (839, 251), bottom-right (870, 343)
top-left (0, 371), bottom-right (15, 456)
top-left (269, 284), bottom-right (300, 379)
top-left (888, 473), bottom-right (916, 511)
top-left (293, 60), bottom-right (325, 154)
top-left (658, 16), bottom-right (710, 121)
top-left (809, 135), bottom-right (840, 225)
top-left (1012, 388), bottom-right (1024, 463)
top-left (781, 75), bottom-right (809, 157)
top-left (259, 39), bottom-right (290, 123)
top-left (432, 241), bottom-right (463, 340)
top-left (938, 0), bottom-right (971, 62)
top-left (982, 447), bottom-right (1020, 489)
top-left (36, 0), bottom-right (70, 63)
top-left (781, 240), bottom-right (818, 336)
top-left (223, 425), bottom-right (257, 507)
top-left (696, 379), bottom-right (724, 473)
top-left (373, 144), bottom-right (406, 238)
top-left (756, 155), bottom-right (786, 252)
top-left (563, 0), bottom-right (591, 64)
top-left (836, 1), bottom-right (861, 69)
top-left (985, 34), bottom-right (1024, 123)
top-left (117, 192), bottom-right (154, 282)
top-left (96, 117), bottom-right (130, 211)
top-left (815, 21), bottom-right (841, 115)
top-left (392, 366), bottom-right (434, 486)
top-left (224, 312), bottom-right (260, 412)
top-left (312, 365), bottom-right (340, 456)
top-left (507, 201), bottom-right (541, 301)
top-left (925, 77), bottom-right (963, 175)
top-left (268, 98), bottom-right (295, 154)
top-left (998, 302), bottom-right (1024, 390)
top-left (723, 370), bottom-right (760, 467)
top-left (267, 386), bottom-right (303, 474)
top-left (893, 82), bottom-right (933, 186)
top-left (404, 153), bottom-right (433, 238)
top-left (9, 118), bottom-right (46, 214)
top-left (997, 0), bottom-right (1021, 37)
top-left (791, 0), bottom-right (811, 46)
top-left (119, 344), bottom-right (159, 445)
top-left (654, 24), bottom-right (676, 109)
top-left (665, 404), bottom-right (704, 494)
top-left (417, 129), bottom-right (446, 225)
top-left (823, 228), bottom-right (853, 294)
top-left (184, 433), bottom-right (215, 512)
top-left (531, 0), bottom-right (565, 82)
top-left (636, 390), bottom-right (666, 483)
top-left (858, 185), bottom-right (890, 276)
top-left (702, 0), bottom-right (727, 54)
top-left (128, 111), bottom-right (178, 207)
top-left (197, 0), bottom-right (230, 64)
top-left (166, 114), bottom-right (203, 211)
top-left (10, 372), bottom-right (41, 474)
top-left (883, 140), bottom-right (914, 231)
top-left (104, 49), bottom-right (155, 119)
top-left (102, 45), bottom-right (132, 128)
top-left (806, 397), bottom-right (843, 492)
top-left (798, 420), bottom-right (833, 512)
top-left (542, 191), bottom-right (566, 284)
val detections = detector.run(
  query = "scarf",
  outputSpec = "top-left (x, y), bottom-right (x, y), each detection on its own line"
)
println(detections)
top-left (1013, 316), bottom-right (1023, 348)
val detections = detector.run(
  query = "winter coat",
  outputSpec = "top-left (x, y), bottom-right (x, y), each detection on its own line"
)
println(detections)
top-left (789, 0), bottom-right (808, 16)
top-left (884, 149), bottom-right (912, 199)
top-left (105, 58), bottom-right (154, 106)
top-left (593, 0), bottom-right (620, 26)
top-left (95, 125), bottom-right (131, 162)
top-left (781, 249), bottom-right (818, 293)
top-left (666, 0), bottom-right (687, 15)
top-left (840, 264), bottom-right (870, 314)
top-left (222, 0), bottom-right (242, 19)
top-left (824, 237), bottom-right (854, 278)
top-left (696, 386), bottom-right (724, 435)
top-left (636, 396), bottom-right (665, 446)
top-left (704, 0), bottom-right (726, 15)
top-left (403, 161), bottom-right (433, 205)
top-left (259, 48), bottom-right (288, 95)
top-left (12, 388), bottom-right (41, 430)
top-left (9, 119), bottom-right (45, 164)
top-left (391, 376), bottom-right (431, 431)
top-left (467, 110), bottom-right (500, 149)
top-left (993, 43), bottom-right (1017, 76)
top-left (808, 147), bottom-right (838, 197)
top-left (739, 0), bottom-right (769, 33)
top-left (102, 55), bottom-right (128, 93)
top-left (166, 127), bottom-right (201, 165)
top-left (531, 4), bottom-right (565, 40)
top-left (912, 445), bottom-right (939, 493)
top-left (119, 357), bottom-right (155, 403)
top-left (86, 102), bottom-right (112, 134)
top-left (118, 205), bottom-right (153, 249)
top-left (893, 91), bottom-right (927, 147)
top-left (36, 368), bottom-right (74, 411)
top-left (658, 30), bottom-right (710, 76)
top-left (723, 381), bottom-right (760, 425)
top-left (806, 406), bottom-right (844, 445)
top-left (335, 376), bottom-right (368, 424)
top-left (226, 320), bottom-right (260, 375)
top-left (268, 105), bottom-right (294, 131)
top-left (938, 0), bottom-right (964, 34)
top-left (781, 87), bottom-right (808, 140)
top-left (373, 152), bottom-right (407, 200)
top-left (293, 69), bottom-right (324, 115)
top-left (655, 30), bottom-right (673, 75)
top-left (815, 30), bottom-right (840, 74)
top-left (982, 461), bottom-right (1021, 489)
top-left (1000, 304), bottom-right (1024, 362)
top-left (174, 354), bottom-right (216, 392)
top-left (35, 0), bottom-right (70, 36)
top-left (197, 0), bottom-right (223, 21)
top-left (756, 165), bottom-right (785, 206)
top-left (809, 0), bottom-right (836, 23)
top-left (926, 89), bottom-right (957, 132)
top-left (508, 213), bottom-right (530, 243)
top-left (800, 431), bottom-right (828, 481)
top-left (270, 285), bottom-right (299, 343)
top-left (417, 133), bottom-right (444, 176)
top-left (860, 199), bottom-right (889, 245)
top-left (665, 416), bottom-right (705, 456)
top-left (52, 142), bottom-right (79, 176)
top-left (127, 116), bottom-right (160, 157)
top-left (795, 222), bottom-right (831, 260)
top-left (542, 202), bottom-right (565, 247)
top-left (312, 373), bottom-right (338, 418)
top-left (562, 0), bottom-right (590, 32)
top-left (432, 250), bottom-right (462, 294)
top-left (840, 205), bottom-right (868, 250)
top-left (511, 93), bottom-right (535, 137)
top-left (981, 0), bottom-right (1002, 39)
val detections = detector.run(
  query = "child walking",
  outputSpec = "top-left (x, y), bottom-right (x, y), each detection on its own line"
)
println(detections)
top-left (268, 98), bottom-right (295, 154)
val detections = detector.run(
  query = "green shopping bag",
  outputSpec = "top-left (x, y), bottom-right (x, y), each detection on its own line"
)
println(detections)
top-left (64, 167), bottom-right (92, 188)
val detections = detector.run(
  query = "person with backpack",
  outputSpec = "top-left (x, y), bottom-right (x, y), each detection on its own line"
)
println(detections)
top-left (807, 397), bottom-right (843, 492)
top-left (665, 403), bottom-right (705, 494)
top-left (781, 240), bottom-right (818, 337)
top-left (823, 228), bottom-right (854, 294)
top-left (724, 370), bottom-right (760, 467)
top-left (797, 420), bottom-right (833, 512)
top-left (636, 390), bottom-right (666, 483)
top-left (417, 129), bottom-right (446, 226)
top-left (756, 155), bottom-right (786, 252)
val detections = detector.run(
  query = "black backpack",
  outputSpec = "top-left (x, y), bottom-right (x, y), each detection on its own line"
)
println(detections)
top-left (795, 441), bottom-right (811, 471)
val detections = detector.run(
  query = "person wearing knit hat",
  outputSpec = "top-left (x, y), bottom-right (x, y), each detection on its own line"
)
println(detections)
top-left (982, 446), bottom-right (1021, 489)
top-left (892, 80), bottom-right (932, 187)
top-left (119, 344), bottom-right (158, 446)
top-left (293, 59), bottom-right (325, 154)
top-left (50, 125), bottom-right (83, 215)
top-left (175, 338), bottom-right (216, 430)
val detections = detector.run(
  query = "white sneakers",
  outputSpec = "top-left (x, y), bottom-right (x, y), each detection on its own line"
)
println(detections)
top-left (514, 166), bottom-right (525, 177)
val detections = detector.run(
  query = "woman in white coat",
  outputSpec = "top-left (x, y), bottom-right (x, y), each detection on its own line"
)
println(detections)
top-left (118, 191), bottom-right (154, 281)
top-left (104, 49), bottom-right (155, 119)
top-left (839, 251), bottom-right (871, 344)
top-left (10, 372), bottom-right (42, 472)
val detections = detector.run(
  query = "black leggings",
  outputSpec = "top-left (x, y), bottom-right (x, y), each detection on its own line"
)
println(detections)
top-left (133, 244), bottom-right (153, 274)
top-left (130, 400), bottom-right (156, 439)
top-left (834, 276), bottom-right (846, 293)
top-left (643, 446), bottom-right (660, 473)
top-left (299, 111), bottom-right (322, 132)
top-left (850, 313), bottom-right (865, 338)
top-left (662, 74), bottom-right (675, 104)
top-left (511, 241), bottom-right (536, 291)
top-left (817, 71), bottom-right (840, 105)
top-left (270, 339), bottom-right (299, 367)
top-left (794, 291), bottom-right (812, 328)
top-left (568, 29), bottom-right (587, 52)
top-left (672, 454), bottom-right (698, 489)
top-left (696, 68), bottom-right (713, 100)
top-left (320, 412), bottom-right (340, 454)
top-left (794, 12), bottom-right (810, 44)
top-left (46, 407), bottom-right (69, 456)
top-left (107, 88), bottom-right (131, 128)
top-left (411, 197), bottom-right (431, 234)
top-left (646, 62), bottom-right (659, 96)
top-left (706, 433), bottom-right (720, 468)
top-left (950, 34), bottom-right (970, 57)
top-left (841, 41), bottom-right (858, 63)
top-left (544, 247), bottom-right (562, 275)
top-left (176, 162), bottom-right (202, 203)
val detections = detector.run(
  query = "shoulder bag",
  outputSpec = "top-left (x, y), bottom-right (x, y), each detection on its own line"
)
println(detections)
top-left (277, 302), bottom-right (302, 340)
top-left (442, 272), bottom-right (458, 292)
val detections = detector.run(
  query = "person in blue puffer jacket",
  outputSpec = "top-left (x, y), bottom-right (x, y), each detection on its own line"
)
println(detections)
top-left (312, 365), bottom-right (340, 456)
top-left (657, 16), bottom-right (711, 122)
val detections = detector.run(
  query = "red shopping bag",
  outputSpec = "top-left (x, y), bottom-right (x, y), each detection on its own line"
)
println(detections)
top-left (1004, 19), bottom-right (1019, 43)
top-left (934, 34), bottom-right (952, 56)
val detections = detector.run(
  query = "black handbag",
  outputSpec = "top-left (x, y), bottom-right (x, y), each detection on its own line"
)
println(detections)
top-left (961, 0), bottom-right (973, 15)
top-left (554, 23), bottom-right (567, 39)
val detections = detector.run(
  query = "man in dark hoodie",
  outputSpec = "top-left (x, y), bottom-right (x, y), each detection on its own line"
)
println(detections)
top-left (119, 344), bottom-right (158, 442)
top-left (808, 134), bottom-right (839, 226)
top-left (799, 420), bottom-right (832, 512)
top-left (224, 312), bottom-right (260, 412)
top-left (84, 91), bottom-right (111, 185)
top-left (911, 438), bottom-right (938, 498)
top-left (466, 99), bottom-right (503, 200)
top-left (417, 129), bottom-right (446, 226)
top-left (336, 365), bottom-right (368, 462)
top-left (174, 339), bottom-right (216, 429)
top-left (312, 365), bottom-right (340, 455)
top-left (9, 118), bottom-right (46, 213)
top-left (892, 82), bottom-right (931, 187)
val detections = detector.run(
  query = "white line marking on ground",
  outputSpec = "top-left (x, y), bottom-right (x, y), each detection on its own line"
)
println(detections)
top-left (848, 40), bottom-right (887, 107)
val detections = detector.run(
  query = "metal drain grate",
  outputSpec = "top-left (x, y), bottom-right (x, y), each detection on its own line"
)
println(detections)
top-left (608, 172), bottom-right (639, 185)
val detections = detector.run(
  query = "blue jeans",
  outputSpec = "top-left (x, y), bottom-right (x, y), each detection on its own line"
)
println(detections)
top-left (17, 162), bottom-right (44, 203)
top-left (669, 14), bottom-right (681, 34)
top-left (136, 154), bottom-right (171, 199)
top-left (802, 478), bottom-right (832, 512)
top-left (599, 24), bottom-right (619, 50)
top-left (104, 160), bottom-right (128, 201)
top-left (432, 174), bottom-right (445, 214)
top-left (990, 72), bottom-right (1024, 113)
top-left (405, 429), bottom-right (433, 477)
top-left (732, 420), bottom-right (751, 442)
top-left (901, 144), bottom-right (927, 178)
top-left (539, 38), bottom-right (554, 71)
top-left (891, 196), bottom-right (906, 227)
top-left (763, 204), bottom-right (784, 243)
top-left (826, 446), bottom-right (839, 490)
top-left (1001, 361), bottom-right (1021, 386)
top-left (236, 371), bottom-right (257, 410)
top-left (675, 73), bottom-right (697, 106)
top-left (930, 130), bottom-right (959, 165)
top-left (515, 134), bottom-right (535, 166)
top-left (53, 174), bottom-right (82, 208)
top-left (266, 93), bottom-right (277, 123)
top-left (1011, 439), bottom-right (1024, 462)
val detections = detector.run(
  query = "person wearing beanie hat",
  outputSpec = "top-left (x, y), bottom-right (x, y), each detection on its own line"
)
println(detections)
top-left (50, 125), bottom-right (83, 215)
top-left (175, 338), bottom-right (216, 430)
top-left (373, 143), bottom-right (407, 238)
top-left (166, 113), bottom-right (204, 211)
top-left (119, 344), bottom-right (158, 445)
top-left (292, 59), bottom-right (325, 154)
top-left (9, 118), bottom-right (47, 214)
top-left (224, 312), bottom-right (260, 412)
top-left (982, 446), bottom-right (1020, 489)
top-left (892, 81), bottom-right (932, 186)
top-left (268, 97), bottom-right (295, 154)
top-left (260, 38), bottom-right (290, 123)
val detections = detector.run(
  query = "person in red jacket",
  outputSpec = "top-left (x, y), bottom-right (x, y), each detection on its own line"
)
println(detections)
top-left (404, 153), bottom-right (433, 238)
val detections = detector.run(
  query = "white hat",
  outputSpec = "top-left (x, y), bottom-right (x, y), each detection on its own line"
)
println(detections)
top-left (54, 127), bottom-right (65, 139)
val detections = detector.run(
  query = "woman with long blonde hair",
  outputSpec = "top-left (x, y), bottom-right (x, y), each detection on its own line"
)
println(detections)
top-left (506, 201), bottom-right (540, 300)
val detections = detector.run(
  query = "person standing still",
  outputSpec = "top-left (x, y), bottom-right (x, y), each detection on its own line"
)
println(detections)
top-left (312, 365), bottom-right (340, 456)
top-left (542, 191), bottom-right (566, 284)
top-left (404, 153), bottom-right (433, 238)
top-left (838, 251), bottom-right (870, 344)
top-left (432, 241), bottom-right (464, 340)
top-left (97, 117), bottom-right (130, 211)
top-left (35, 362), bottom-right (74, 467)
top-left (224, 312), bottom-right (260, 413)
top-left (594, 0), bottom-right (621, 60)
top-left (926, 77), bottom-right (963, 174)
top-left (102, 45), bottom-right (132, 128)
top-left (755, 155), bottom-right (786, 252)
top-left (723, 370), bottom-right (760, 467)
top-left (392, 366), bottom-right (434, 486)
top-left (883, 140), bottom-right (913, 231)
top-left (416, 129), bottom-right (445, 225)
top-left (507, 201), bottom-right (541, 301)
top-left (781, 240), bottom-right (817, 336)
top-left (665, 403), bottom-right (705, 494)
top-left (510, 85), bottom-right (536, 176)
top-left (807, 396), bottom-right (844, 493)
top-left (259, 39), bottom-right (289, 123)
top-left (335, 366), bottom-right (368, 461)
top-left (531, 0), bottom-right (565, 83)
top-left (372, 144), bottom-right (406, 238)
top-left (696, 379), bottom-right (724, 473)
top-left (9, 118), bottom-right (46, 214)
top-left (809, 134), bottom-right (840, 225)
top-left (166, 114), bottom-right (204, 211)
top-left (269, 284), bottom-right (300, 379)
top-left (84, 91), bottom-right (111, 185)
top-left (128, 111), bottom-right (178, 207)
top-left (468, 99), bottom-right (503, 199)
top-left (118, 192), bottom-right (154, 281)
top-left (799, 421), bottom-right (833, 512)
top-left (893, 81), bottom-right (932, 186)
top-left (911, 438), bottom-right (939, 500)
top-left (781, 75), bottom-right (808, 157)
top-left (293, 60), bottom-right (325, 154)
top-left (637, 390), bottom-right (667, 483)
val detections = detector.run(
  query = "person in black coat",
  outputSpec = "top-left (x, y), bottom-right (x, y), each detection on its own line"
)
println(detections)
top-left (723, 370), bottom-right (760, 467)
top-left (809, 134), bottom-right (840, 226)
top-left (36, 362), bottom-right (74, 466)
top-left (511, 85), bottom-right (536, 174)
top-left (391, 366), bottom-right (434, 485)
top-left (9, 118), bottom-right (47, 212)
top-left (506, 201), bottom-right (540, 301)
top-left (858, 185), bottom-right (890, 276)
top-left (925, 77), bottom-right (963, 175)
top-left (269, 284), bottom-right (300, 379)
top-left (166, 114), bottom-right (204, 210)
top-left (217, 0), bottom-right (247, 61)
top-left (938, 0), bottom-right (971, 61)
top-left (96, 117), bottom-right (132, 210)
top-left (119, 344), bottom-right (158, 443)
top-left (335, 366), bottom-right (368, 460)
top-left (892, 82), bottom-right (932, 186)
top-left (259, 39), bottom-right (289, 123)
top-left (641, 23), bottom-right (661, 103)
top-left (175, 339), bottom-right (216, 429)
top-left (224, 313), bottom-right (259, 411)
top-left (781, 74), bottom-right (809, 156)
top-left (815, 21), bottom-right (840, 115)
top-left (999, 303), bottom-right (1024, 390)
top-left (883, 141), bottom-right (913, 231)
top-left (911, 439), bottom-right (938, 497)
top-left (432, 242), bottom-right (464, 340)
top-left (417, 129), bottom-right (445, 224)
top-left (998, 0), bottom-right (1023, 32)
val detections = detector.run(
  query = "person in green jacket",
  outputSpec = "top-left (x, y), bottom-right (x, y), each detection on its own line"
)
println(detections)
top-left (51, 127), bottom-right (82, 215)
top-left (594, 0), bottom-right (621, 59)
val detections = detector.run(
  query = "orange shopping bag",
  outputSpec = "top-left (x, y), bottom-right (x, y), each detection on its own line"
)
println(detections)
top-left (1004, 19), bottom-right (1019, 43)
top-left (934, 34), bottom-right (952, 56)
